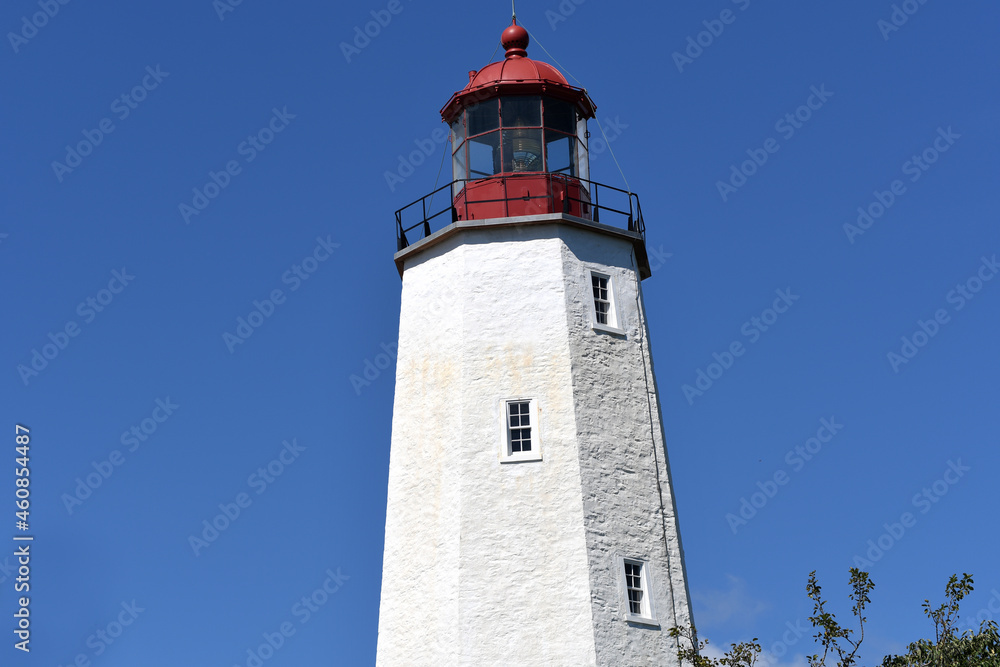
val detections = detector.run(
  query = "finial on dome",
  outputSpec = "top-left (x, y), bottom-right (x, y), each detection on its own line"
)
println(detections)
top-left (502, 21), bottom-right (529, 59)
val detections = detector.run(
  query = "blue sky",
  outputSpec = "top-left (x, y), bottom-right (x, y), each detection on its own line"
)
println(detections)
top-left (1, 0), bottom-right (998, 665)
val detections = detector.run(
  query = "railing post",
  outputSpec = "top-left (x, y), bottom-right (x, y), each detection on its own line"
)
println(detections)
top-left (503, 176), bottom-right (509, 218)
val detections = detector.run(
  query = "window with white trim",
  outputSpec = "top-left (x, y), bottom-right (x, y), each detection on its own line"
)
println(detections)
top-left (589, 270), bottom-right (623, 334)
top-left (625, 561), bottom-right (644, 613)
top-left (620, 558), bottom-right (657, 625)
top-left (501, 399), bottom-right (542, 462)
top-left (593, 274), bottom-right (611, 324)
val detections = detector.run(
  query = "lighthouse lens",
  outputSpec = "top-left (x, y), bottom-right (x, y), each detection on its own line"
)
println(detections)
top-left (502, 129), bottom-right (543, 172)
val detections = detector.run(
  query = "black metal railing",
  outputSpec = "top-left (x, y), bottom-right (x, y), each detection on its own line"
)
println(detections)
top-left (395, 174), bottom-right (645, 251)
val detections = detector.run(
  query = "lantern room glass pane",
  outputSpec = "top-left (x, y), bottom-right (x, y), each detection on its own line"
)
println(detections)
top-left (502, 128), bottom-right (544, 172)
top-left (451, 117), bottom-right (466, 148)
top-left (467, 101), bottom-right (499, 137)
top-left (544, 98), bottom-right (576, 134)
top-left (545, 132), bottom-right (575, 176)
top-left (501, 96), bottom-right (541, 127)
top-left (452, 141), bottom-right (468, 180)
top-left (469, 131), bottom-right (500, 177)
top-left (576, 117), bottom-right (590, 183)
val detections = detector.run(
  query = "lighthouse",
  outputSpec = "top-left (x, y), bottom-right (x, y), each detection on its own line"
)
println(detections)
top-left (377, 20), bottom-right (694, 666)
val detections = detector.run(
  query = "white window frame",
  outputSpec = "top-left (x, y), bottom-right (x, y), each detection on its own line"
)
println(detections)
top-left (589, 270), bottom-right (624, 335)
top-left (499, 398), bottom-right (542, 463)
top-left (618, 557), bottom-right (658, 626)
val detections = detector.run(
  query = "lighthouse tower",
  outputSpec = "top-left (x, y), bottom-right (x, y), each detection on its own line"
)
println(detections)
top-left (377, 21), bottom-right (693, 666)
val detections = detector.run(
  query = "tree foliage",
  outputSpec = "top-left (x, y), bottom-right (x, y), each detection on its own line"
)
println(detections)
top-left (881, 574), bottom-right (1000, 667)
top-left (667, 623), bottom-right (762, 667)
top-left (806, 568), bottom-right (874, 667)
top-left (671, 571), bottom-right (1000, 667)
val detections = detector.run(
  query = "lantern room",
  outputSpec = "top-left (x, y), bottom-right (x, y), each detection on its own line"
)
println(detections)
top-left (440, 22), bottom-right (597, 220)
top-left (395, 20), bottom-right (648, 279)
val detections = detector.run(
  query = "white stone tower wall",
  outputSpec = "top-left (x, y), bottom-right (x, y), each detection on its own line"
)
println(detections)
top-left (377, 220), bottom-right (692, 666)
top-left (559, 227), bottom-right (694, 664)
top-left (377, 235), bottom-right (466, 665)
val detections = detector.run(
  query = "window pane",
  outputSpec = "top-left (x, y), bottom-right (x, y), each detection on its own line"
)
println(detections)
top-left (593, 276), bottom-right (608, 299)
top-left (593, 275), bottom-right (611, 325)
top-left (467, 101), bottom-right (499, 136)
top-left (544, 98), bottom-right (576, 134)
top-left (625, 562), bottom-right (644, 614)
top-left (502, 129), bottom-right (544, 172)
top-left (576, 117), bottom-right (590, 183)
top-left (507, 402), bottom-right (534, 456)
top-left (452, 141), bottom-right (467, 180)
top-left (501, 96), bottom-right (541, 127)
top-left (546, 133), bottom-right (575, 176)
top-left (469, 131), bottom-right (500, 177)
top-left (451, 116), bottom-right (466, 146)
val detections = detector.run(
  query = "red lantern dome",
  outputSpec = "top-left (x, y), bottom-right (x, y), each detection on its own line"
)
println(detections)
top-left (440, 24), bottom-right (587, 118)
